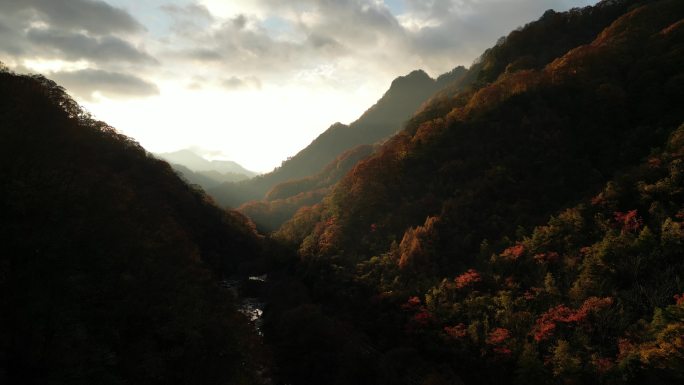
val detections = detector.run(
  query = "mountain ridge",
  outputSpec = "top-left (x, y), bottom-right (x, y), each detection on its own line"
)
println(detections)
top-left (265, 1), bottom-right (684, 383)
top-left (0, 68), bottom-right (268, 384)
top-left (208, 65), bottom-right (469, 209)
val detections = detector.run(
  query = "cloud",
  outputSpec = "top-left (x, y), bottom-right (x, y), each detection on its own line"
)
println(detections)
top-left (50, 68), bottom-right (159, 101)
top-left (176, 0), bottom-right (596, 79)
top-left (162, 3), bottom-right (214, 21)
top-left (221, 76), bottom-right (262, 90)
top-left (0, 0), bottom-right (154, 64)
top-left (400, 0), bottom-right (596, 67)
top-left (0, 0), bottom-right (143, 35)
top-left (26, 28), bottom-right (157, 64)
top-left (161, 3), bottom-right (215, 36)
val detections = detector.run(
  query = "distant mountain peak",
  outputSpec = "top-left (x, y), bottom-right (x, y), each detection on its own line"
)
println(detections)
top-left (156, 148), bottom-right (256, 177)
top-left (389, 69), bottom-right (433, 90)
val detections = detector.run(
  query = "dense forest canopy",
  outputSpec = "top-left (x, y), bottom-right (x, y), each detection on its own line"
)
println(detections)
top-left (0, 68), bottom-right (268, 384)
top-left (267, 0), bottom-right (684, 383)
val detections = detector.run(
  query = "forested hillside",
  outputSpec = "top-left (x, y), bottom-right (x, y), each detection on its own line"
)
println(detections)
top-left (0, 68), bottom-right (267, 384)
top-left (209, 67), bottom-right (468, 209)
top-left (268, 0), bottom-right (684, 383)
top-left (239, 144), bottom-right (376, 232)
top-left (3, 0), bottom-right (684, 384)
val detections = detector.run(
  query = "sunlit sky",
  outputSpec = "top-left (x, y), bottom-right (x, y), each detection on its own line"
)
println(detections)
top-left (1, 0), bottom-right (596, 172)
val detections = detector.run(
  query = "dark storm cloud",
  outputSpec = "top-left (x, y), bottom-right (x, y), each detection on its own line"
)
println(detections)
top-left (50, 68), bottom-right (159, 101)
top-left (26, 28), bottom-right (157, 64)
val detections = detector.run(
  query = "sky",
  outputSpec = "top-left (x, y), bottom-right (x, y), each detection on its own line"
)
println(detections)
top-left (0, 0), bottom-right (596, 172)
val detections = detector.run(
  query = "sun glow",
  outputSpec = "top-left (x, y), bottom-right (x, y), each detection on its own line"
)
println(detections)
top-left (81, 79), bottom-right (381, 172)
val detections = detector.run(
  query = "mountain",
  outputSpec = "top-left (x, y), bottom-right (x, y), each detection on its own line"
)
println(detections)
top-left (171, 163), bottom-right (252, 191)
top-left (209, 66), bottom-right (468, 208)
top-left (238, 144), bottom-right (376, 232)
top-left (157, 148), bottom-right (257, 176)
top-left (267, 0), bottom-right (684, 384)
top-left (4, 1), bottom-right (684, 384)
top-left (0, 68), bottom-right (268, 384)
top-left (155, 149), bottom-right (257, 192)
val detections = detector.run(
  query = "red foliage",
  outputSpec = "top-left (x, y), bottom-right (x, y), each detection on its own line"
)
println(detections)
top-left (493, 346), bottom-right (512, 355)
top-left (444, 323), bottom-right (468, 339)
top-left (370, 223), bottom-right (378, 232)
top-left (674, 293), bottom-right (684, 306)
top-left (454, 269), bottom-right (482, 289)
top-left (523, 287), bottom-right (543, 300)
top-left (412, 309), bottom-right (433, 326)
top-left (613, 210), bottom-right (643, 232)
top-left (648, 157), bottom-right (662, 168)
top-left (593, 357), bottom-right (614, 373)
top-left (401, 296), bottom-right (422, 311)
top-left (534, 305), bottom-right (574, 341)
top-left (505, 276), bottom-right (517, 288)
top-left (501, 244), bottom-right (525, 260)
top-left (486, 328), bottom-right (511, 345)
top-left (533, 297), bottom-right (613, 341)
top-left (572, 297), bottom-right (614, 322)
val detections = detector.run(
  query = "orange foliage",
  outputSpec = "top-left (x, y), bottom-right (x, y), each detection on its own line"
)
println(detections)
top-left (501, 244), bottom-right (525, 260)
top-left (398, 216), bottom-right (439, 269)
top-left (401, 296), bottom-right (422, 311)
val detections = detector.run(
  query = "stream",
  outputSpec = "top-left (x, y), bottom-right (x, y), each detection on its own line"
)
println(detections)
top-left (220, 275), bottom-right (273, 384)
top-left (221, 275), bottom-right (267, 335)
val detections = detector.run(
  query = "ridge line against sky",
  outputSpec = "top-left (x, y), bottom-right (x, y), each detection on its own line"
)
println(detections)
top-left (0, 0), bottom-right (596, 172)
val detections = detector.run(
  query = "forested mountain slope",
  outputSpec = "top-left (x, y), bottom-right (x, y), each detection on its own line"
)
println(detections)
top-left (238, 144), bottom-right (376, 232)
top-left (0, 68), bottom-right (267, 384)
top-left (268, 0), bottom-right (684, 384)
top-left (209, 67), bottom-right (467, 208)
